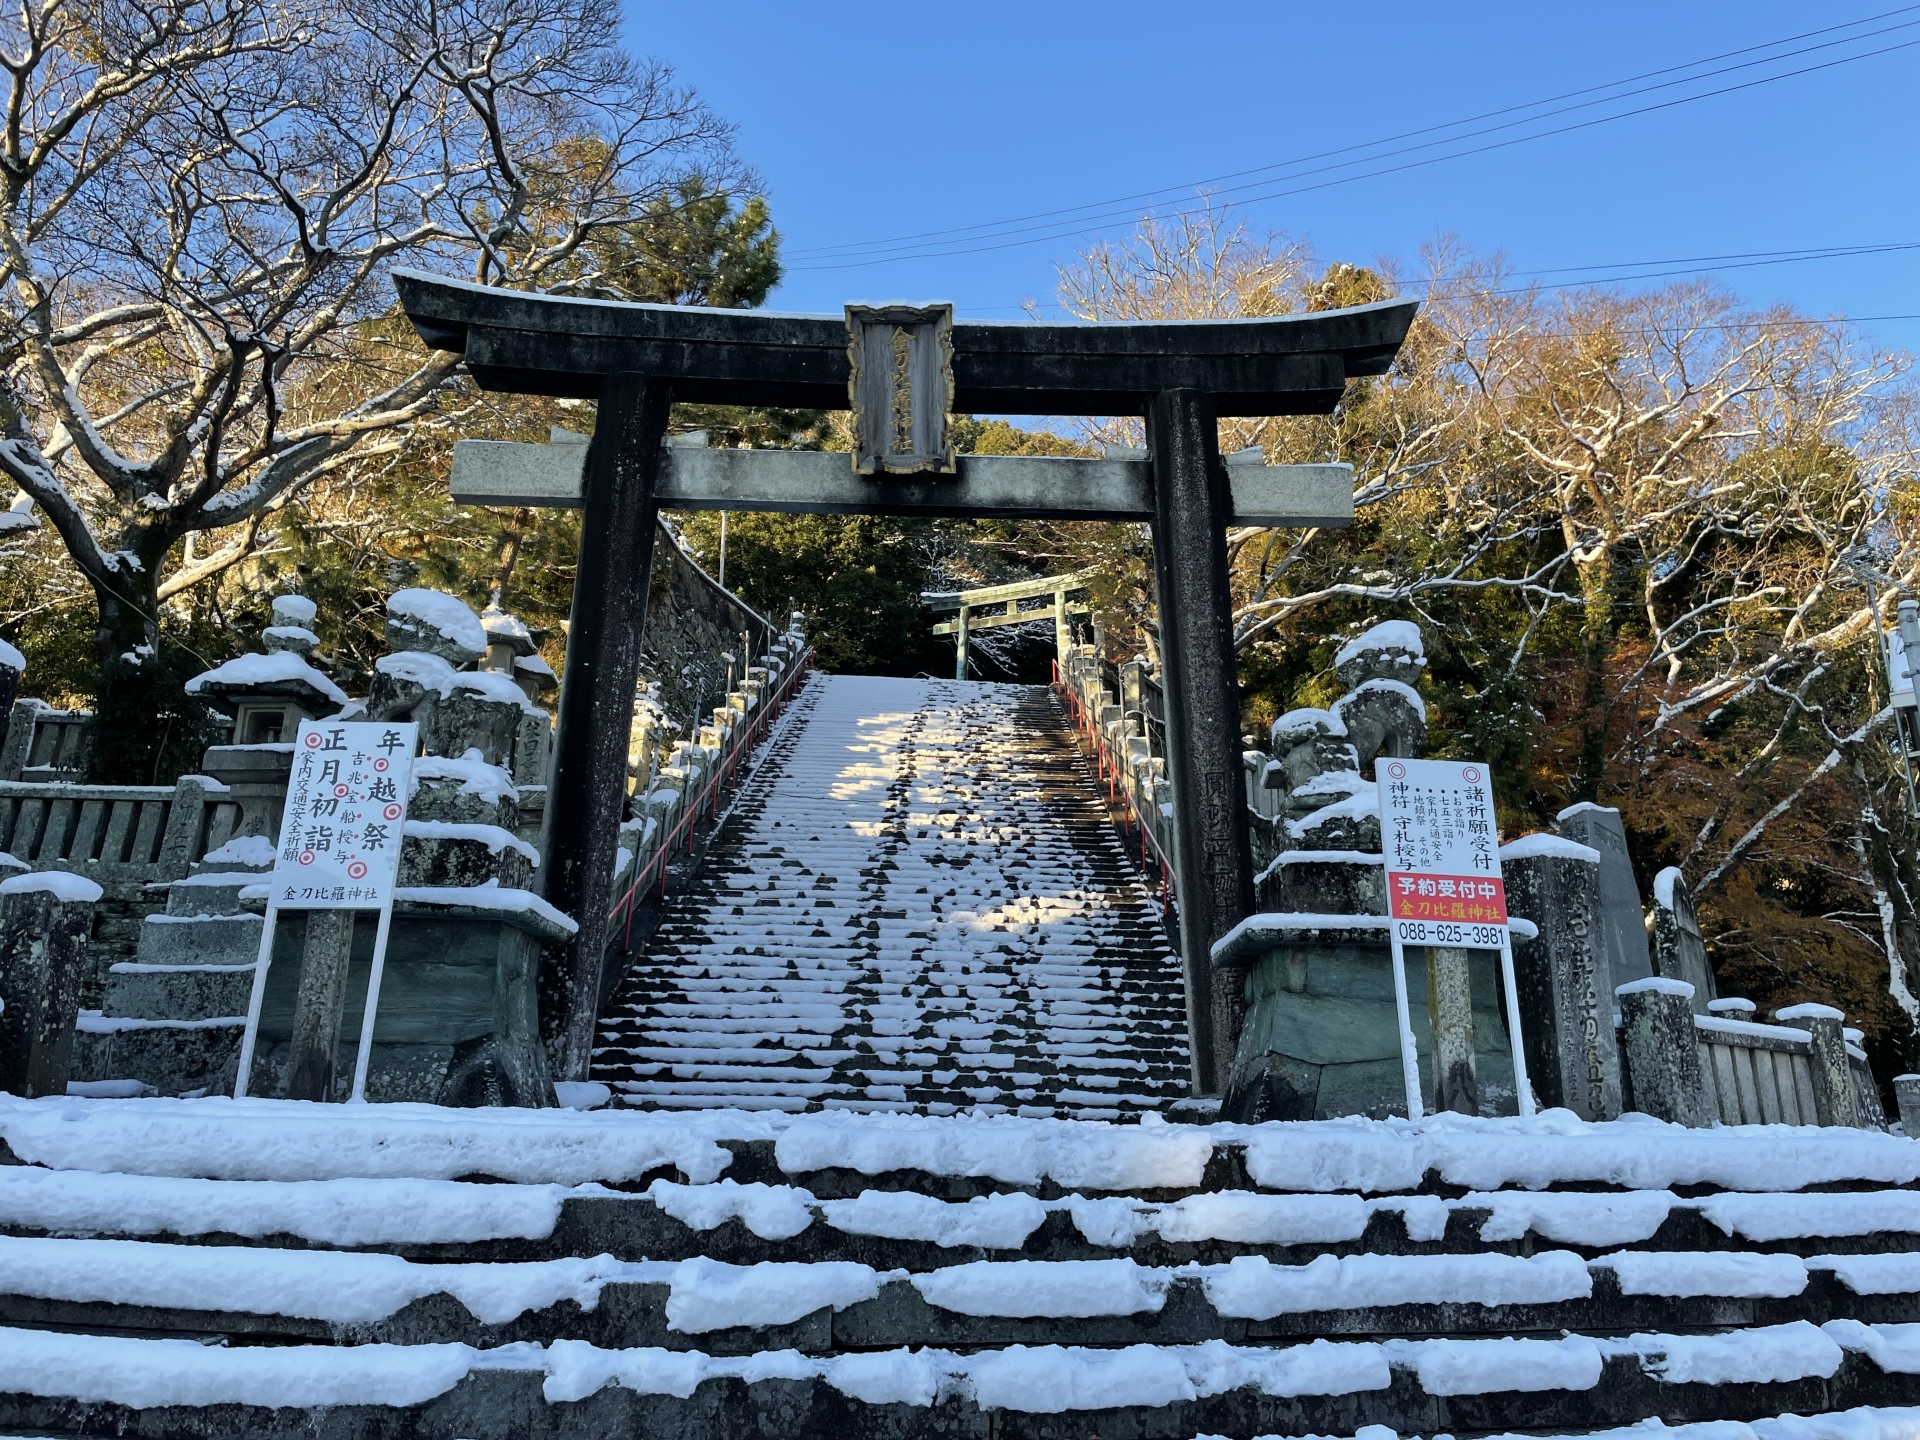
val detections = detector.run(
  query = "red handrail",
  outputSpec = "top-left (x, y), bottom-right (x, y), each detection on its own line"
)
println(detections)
top-left (1051, 659), bottom-right (1175, 905)
top-left (607, 646), bottom-right (815, 945)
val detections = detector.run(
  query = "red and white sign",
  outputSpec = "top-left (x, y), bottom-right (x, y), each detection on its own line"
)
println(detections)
top-left (1377, 757), bottom-right (1507, 926)
top-left (270, 720), bottom-right (417, 909)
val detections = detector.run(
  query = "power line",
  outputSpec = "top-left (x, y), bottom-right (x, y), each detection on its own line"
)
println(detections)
top-left (789, 7), bottom-right (1920, 262)
top-left (787, 20), bottom-right (1920, 272)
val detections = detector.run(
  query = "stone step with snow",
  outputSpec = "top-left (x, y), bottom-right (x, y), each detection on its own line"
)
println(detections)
top-left (592, 675), bottom-right (1191, 1119)
top-left (9, 1098), bottom-right (1920, 1436)
top-left (117, 910), bottom-right (262, 967)
top-left (2, 1236), bottom-right (1918, 1353)
top-left (160, 870), bottom-right (261, 917)
top-left (10, 1165), bottom-right (1920, 1274)
top-left (3, 1320), bottom-right (1920, 1440)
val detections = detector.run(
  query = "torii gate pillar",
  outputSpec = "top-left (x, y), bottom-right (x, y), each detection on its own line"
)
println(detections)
top-left (541, 373), bottom-right (669, 1079)
top-left (1149, 388), bottom-right (1253, 1095)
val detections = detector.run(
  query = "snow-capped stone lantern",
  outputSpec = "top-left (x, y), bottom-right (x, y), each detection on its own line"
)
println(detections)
top-left (185, 594), bottom-right (346, 745)
top-left (480, 603), bottom-right (558, 706)
top-left (178, 594), bottom-right (349, 844)
top-left (1330, 620), bottom-right (1428, 769)
top-left (369, 590), bottom-right (533, 768)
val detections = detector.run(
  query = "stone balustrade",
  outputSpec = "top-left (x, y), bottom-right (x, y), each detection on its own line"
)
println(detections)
top-left (608, 616), bottom-right (810, 917)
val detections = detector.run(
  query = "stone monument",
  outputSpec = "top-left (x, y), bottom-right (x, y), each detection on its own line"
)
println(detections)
top-left (1218, 620), bottom-right (1521, 1122)
top-left (1650, 865), bottom-right (1716, 1014)
top-left (1556, 802), bottom-right (1656, 1000)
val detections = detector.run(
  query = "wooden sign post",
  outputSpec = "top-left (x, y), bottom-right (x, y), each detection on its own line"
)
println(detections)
top-left (1376, 757), bottom-right (1535, 1121)
top-left (234, 719), bottom-right (417, 1102)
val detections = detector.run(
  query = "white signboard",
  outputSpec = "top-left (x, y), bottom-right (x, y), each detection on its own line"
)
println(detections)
top-left (236, 718), bottom-right (418, 1104)
top-left (1379, 757), bottom-right (1508, 944)
top-left (271, 720), bottom-right (416, 906)
top-left (1374, 756), bottom-right (1534, 1122)
top-left (1887, 631), bottom-right (1915, 710)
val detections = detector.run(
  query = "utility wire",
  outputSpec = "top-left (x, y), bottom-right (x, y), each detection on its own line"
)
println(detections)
top-left (788, 21), bottom-right (1920, 272)
top-left (790, 6), bottom-right (1920, 261)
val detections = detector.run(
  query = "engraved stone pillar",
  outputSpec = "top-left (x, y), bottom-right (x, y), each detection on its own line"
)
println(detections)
top-left (1618, 977), bottom-right (1706, 1127)
top-left (1779, 1003), bottom-right (1860, 1128)
top-left (282, 911), bottom-right (357, 1102)
top-left (1428, 947), bottom-right (1477, 1114)
top-left (1895, 1074), bottom-right (1920, 1137)
top-left (1650, 866), bottom-right (1715, 1014)
top-left (1148, 386), bottom-right (1254, 1095)
top-left (1504, 841), bottom-right (1621, 1120)
top-left (0, 874), bottom-right (100, 1097)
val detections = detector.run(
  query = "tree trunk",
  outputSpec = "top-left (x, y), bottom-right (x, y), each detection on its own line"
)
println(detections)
top-left (89, 536), bottom-right (166, 671)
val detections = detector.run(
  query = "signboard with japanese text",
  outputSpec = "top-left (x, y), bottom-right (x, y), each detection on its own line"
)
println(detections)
top-left (270, 720), bottom-right (417, 909)
top-left (1378, 757), bottom-right (1508, 945)
top-left (1372, 754), bottom-right (1535, 1122)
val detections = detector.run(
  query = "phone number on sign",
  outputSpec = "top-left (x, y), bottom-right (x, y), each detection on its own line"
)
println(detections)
top-left (1395, 920), bottom-right (1507, 949)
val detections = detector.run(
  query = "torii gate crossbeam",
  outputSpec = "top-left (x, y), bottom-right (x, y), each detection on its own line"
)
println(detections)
top-left (395, 269), bottom-right (1417, 1095)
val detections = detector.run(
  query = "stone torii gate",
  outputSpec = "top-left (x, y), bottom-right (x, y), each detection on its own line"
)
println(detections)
top-left (395, 270), bottom-right (1417, 1093)
top-left (926, 567), bottom-right (1096, 679)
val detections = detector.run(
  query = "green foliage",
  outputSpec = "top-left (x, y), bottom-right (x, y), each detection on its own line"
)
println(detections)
top-left (590, 178), bottom-right (781, 309)
top-left (673, 510), bottom-right (950, 676)
top-left (79, 646), bottom-right (227, 786)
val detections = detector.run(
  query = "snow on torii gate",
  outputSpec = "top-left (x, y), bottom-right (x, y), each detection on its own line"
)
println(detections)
top-left (394, 270), bottom-right (1418, 1094)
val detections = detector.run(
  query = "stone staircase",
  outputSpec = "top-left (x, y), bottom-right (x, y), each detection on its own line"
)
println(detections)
top-left (593, 673), bottom-right (1193, 1118)
top-left (3, 1095), bottom-right (1920, 1437)
top-left (68, 844), bottom-right (270, 1095)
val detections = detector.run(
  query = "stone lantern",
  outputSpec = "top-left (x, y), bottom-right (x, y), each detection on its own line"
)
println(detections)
top-left (184, 595), bottom-right (347, 839)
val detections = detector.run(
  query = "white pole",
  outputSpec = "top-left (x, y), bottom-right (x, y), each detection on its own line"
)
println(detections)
top-left (718, 511), bottom-right (728, 589)
top-left (348, 904), bottom-right (396, 1103)
top-left (1388, 931), bottom-right (1425, 1121)
top-left (232, 904), bottom-right (279, 1099)
top-left (1497, 932), bottom-right (1536, 1118)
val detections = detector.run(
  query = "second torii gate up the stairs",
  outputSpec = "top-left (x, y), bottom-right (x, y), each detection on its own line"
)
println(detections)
top-left (396, 270), bottom-right (1417, 1096)
top-left (926, 567), bottom-right (1096, 679)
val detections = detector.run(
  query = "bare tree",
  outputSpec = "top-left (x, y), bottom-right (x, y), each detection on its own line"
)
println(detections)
top-left (0, 0), bottom-right (738, 663)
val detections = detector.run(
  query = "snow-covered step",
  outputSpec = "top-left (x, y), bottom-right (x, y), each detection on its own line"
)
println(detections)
top-left (4, 1237), bottom-right (1917, 1351)
top-left (1, 1320), bottom-right (1917, 1440)
top-left (15, 1097), bottom-right (1920, 1203)
top-left (592, 674), bottom-right (1190, 1116)
top-left (12, 1163), bottom-right (1920, 1283)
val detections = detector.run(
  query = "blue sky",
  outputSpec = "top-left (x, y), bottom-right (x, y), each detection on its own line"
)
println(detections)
top-left (625, 2), bottom-right (1920, 352)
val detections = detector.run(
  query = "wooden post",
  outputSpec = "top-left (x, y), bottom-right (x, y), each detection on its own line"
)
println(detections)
top-left (540, 371), bottom-right (672, 1081)
top-left (1428, 946), bottom-right (1478, 1114)
top-left (955, 604), bottom-right (970, 680)
top-left (283, 911), bottom-right (355, 1101)
top-left (1147, 386), bottom-right (1254, 1095)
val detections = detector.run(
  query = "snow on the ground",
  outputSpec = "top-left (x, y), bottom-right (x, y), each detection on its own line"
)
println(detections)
top-left (594, 674), bottom-right (1190, 1118)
